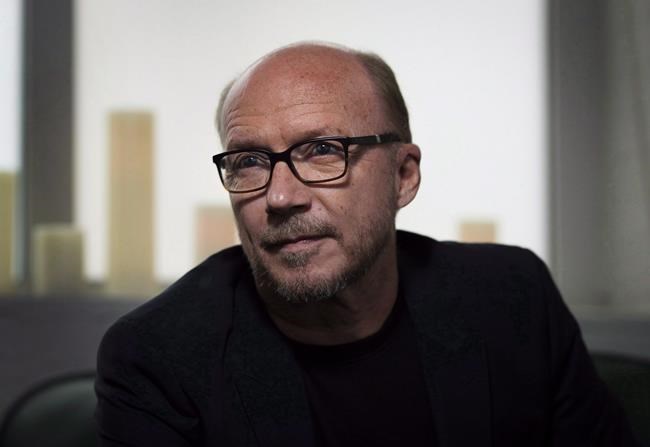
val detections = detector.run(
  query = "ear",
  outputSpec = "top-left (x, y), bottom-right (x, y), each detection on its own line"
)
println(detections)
top-left (395, 143), bottom-right (421, 209)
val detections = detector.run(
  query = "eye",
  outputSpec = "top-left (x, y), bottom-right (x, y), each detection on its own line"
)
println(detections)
top-left (224, 152), bottom-right (269, 171)
top-left (237, 155), bottom-right (260, 168)
top-left (311, 142), bottom-right (339, 156)
top-left (291, 140), bottom-right (345, 163)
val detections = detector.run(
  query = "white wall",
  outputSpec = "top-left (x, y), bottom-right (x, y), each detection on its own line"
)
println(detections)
top-left (0, 0), bottom-right (21, 171)
top-left (75, 0), bottom-right (547, 283)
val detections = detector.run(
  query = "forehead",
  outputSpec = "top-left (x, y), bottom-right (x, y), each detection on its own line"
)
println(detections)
top-left (222, 47), bottom-right (384, 143)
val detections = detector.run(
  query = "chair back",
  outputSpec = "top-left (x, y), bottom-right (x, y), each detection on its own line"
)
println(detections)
top-left (0, 372), bottom-right (97, 447)
top-left (592, 353), bottom-right (650, 446)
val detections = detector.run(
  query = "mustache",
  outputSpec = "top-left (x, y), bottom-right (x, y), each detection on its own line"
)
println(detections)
top-left (260, 217), bottom-right (340, 249)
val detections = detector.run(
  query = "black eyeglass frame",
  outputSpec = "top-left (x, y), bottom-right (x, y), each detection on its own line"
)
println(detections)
top-left (212, 133), bottom-right (401, 193)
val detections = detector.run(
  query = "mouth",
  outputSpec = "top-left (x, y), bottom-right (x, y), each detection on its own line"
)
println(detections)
top-left (262, 234), bottom-right (328, 253)
top-left (258, 217), bottom-right (340, 256)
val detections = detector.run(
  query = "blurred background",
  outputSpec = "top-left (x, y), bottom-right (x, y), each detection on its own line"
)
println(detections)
top-left (0, 0), bottom-right (648, 428)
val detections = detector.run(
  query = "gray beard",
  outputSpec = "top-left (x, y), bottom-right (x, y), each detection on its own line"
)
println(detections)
top-left (244, 215), bottom-right (394, 304)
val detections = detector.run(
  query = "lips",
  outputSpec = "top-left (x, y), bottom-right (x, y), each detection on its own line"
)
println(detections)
top-left (261, 234), bottom-right (326, 251)
top-left (259, 217), bottom-right (341, 252)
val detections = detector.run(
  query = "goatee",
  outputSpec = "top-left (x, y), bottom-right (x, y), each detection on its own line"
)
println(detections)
top-left (242, 215), bottom-right (393, 304)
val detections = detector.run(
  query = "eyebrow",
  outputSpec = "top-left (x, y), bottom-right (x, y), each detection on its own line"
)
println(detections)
top-left (227, 138), bottom-right (264, 151)
top-left (293, 127), bottom-right (345, 141)
top-left (227, 127), bottom-right (346, 151)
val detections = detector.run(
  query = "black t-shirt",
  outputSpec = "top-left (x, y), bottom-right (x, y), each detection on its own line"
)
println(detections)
top-left (290, 296), bottom-right (437, 447)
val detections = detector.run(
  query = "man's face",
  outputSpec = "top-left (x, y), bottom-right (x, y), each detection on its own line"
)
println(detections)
top-left (221, 48), bottom-right (402, 303)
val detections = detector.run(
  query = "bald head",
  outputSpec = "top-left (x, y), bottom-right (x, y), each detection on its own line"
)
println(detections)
top-left (216, 42), bottom-right (412, 145)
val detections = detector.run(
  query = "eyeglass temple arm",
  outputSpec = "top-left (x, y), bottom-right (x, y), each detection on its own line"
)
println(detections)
top-left (347, 133), bottom-right (401, 145)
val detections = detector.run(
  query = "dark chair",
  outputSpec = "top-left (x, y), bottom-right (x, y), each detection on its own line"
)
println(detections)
top-left (0, 372), bottom-right (97, 447)
top-left (592, 353), bottom-right (650, 447)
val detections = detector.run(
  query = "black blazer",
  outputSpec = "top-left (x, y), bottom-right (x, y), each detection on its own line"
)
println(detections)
top-left (95, 231), bottom-right (639, 446)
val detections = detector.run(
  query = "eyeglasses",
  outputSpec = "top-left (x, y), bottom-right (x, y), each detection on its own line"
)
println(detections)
top-left (212, 133), bottom-right (401, 193)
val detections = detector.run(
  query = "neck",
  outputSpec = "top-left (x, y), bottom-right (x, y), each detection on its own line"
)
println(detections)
top-left (263, 243), bottom-right (399, 346)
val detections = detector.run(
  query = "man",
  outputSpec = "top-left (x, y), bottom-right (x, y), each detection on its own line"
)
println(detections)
top-left (96, 42), bottom-right (640, 446)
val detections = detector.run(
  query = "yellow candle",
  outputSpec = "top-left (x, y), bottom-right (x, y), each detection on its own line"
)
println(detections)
top-left (459, 220), bottom-right (498, 243)
top-left (32, 224), bottom-right (84, 295)
top-left (195, 205), bottom-right (238, 263)
top-left (0, 171), bottom-right (16, 292)
top-left (107, 111), bottom-right (155, 297)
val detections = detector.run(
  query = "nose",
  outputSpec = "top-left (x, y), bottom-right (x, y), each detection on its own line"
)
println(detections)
top-left (265, 161), bottom-right (311, 215)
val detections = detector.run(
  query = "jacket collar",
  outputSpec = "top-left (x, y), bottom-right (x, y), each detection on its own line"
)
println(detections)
top-left (398, 231), bottom-right (493, 446)
top-left (226, 231), bottom-right (492, 447)
top-left (226, 270), bottom-right (316, 447)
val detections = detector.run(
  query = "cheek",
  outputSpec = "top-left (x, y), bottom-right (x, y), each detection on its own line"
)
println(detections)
top-left (231, 197), bottom-right (265, 241)
top-left (346, 160), bottom-right (397, 209)
top-left (327, 186), bottom-right (393, 233)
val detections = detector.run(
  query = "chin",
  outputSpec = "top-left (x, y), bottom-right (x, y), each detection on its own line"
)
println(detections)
top-left (254, 244), bottom-right (380, 304)
top-left (240, 212), bottom-right (395, 304)
top-left (264, 269), bottom-right (348, 304)
top-left (257, 254), bottom-right (345, 303)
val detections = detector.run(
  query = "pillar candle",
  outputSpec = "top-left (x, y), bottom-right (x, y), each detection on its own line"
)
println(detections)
top-left (107, 111), bottom-right (155, 297)
top-left (195, 205), bottom-right (238, 263)
top-left (459, 220), bottom-right (497, 243)
top-left (0, 172), bottom-right (16, 292)
top-left (32, 224), bottom-right (84, 295)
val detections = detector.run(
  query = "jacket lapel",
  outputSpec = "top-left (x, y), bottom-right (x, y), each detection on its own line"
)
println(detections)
top-left (399, 232), bottom-right (493, 447)
top-left (225, 232), bottom-right (493, 447)
top-left (225, 271), bottom-right (315, 447)
top-left (423, 334), bottom-right (492, 447)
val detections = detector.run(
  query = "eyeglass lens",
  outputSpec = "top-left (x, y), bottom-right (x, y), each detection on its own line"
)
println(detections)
top-left (219, 139), bottom-right (346, 192)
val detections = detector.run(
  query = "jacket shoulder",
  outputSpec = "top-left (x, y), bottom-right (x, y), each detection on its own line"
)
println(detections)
top-left (397, 230), bottom-right (551, 340)
top-left (99, 245), bottom-right (248, 367)
top-left (95, 247), bottom-right (248, 447)
top-left (122, 245), bottom-right (246, 327)
top-left (397, 229), bottom-right (543, 276)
